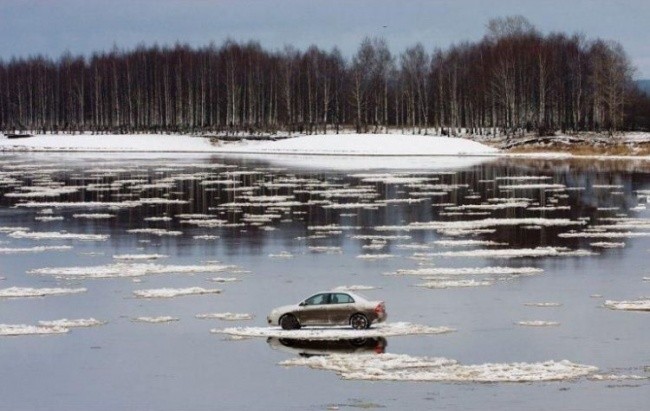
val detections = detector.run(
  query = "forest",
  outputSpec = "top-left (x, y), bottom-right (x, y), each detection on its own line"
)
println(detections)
top-left (1, 16), bottom-right (648, 136)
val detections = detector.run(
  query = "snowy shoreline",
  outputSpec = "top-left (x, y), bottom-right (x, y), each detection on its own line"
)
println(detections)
top-left (2, 133), bottom-right (650, 162)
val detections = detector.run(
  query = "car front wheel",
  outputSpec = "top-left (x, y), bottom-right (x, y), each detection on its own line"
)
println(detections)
top-left (350, 313), bottom-right (369, 330)
top-left (280, 314), bottom-right (301, 330)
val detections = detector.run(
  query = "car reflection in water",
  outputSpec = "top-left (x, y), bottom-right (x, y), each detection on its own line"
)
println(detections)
top-left (267, 337), bottom-right (387, 357)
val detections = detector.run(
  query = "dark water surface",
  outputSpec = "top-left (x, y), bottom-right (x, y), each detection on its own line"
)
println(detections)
top-left (0, 153), bottom-right (648, 410)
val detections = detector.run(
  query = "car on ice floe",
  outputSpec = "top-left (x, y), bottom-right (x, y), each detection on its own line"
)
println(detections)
top-left (267, 291), bottom-right (386, 330)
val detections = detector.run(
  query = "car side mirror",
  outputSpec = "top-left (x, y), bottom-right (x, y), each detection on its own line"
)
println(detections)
top-left (299, 301), bottom-right (306, 306)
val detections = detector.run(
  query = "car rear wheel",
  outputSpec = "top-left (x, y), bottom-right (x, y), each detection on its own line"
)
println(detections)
top-left (350, 313), bottom-right (369, 330)
top-left (280, 314), bottom-right (300, 330)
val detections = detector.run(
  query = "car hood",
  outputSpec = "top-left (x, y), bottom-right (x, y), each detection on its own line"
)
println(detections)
top-left (269, 304), bottom-right (300, 316)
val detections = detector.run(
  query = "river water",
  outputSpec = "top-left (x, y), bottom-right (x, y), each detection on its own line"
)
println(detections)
top-left (0, 153), bottom-right (648, 410)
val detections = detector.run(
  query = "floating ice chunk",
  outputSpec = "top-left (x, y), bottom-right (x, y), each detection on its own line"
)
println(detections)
top-left (195, 312), bottom-right (253, 321)
top-left (213, 322), bottom-right (454, 340)
top-left (357, 254), bottom-right (395, 260)
top-left (133, 316), bottom-right (179, 323)
top-left (0, 226), bottom-right (30, 233)
top-left (193, 235), bottom-right (219, 240)
top-left (127, 228), bottom-right (183, 236)
top-left (38, 318), bottom-right (104, 328)
top-left (375, 218), bottom-right (584, 232)
top-left (144, 216), bottom-right (173, 222)
top-left (559, 231), bottom-right (650, 238)
top-left (417, 279), bottom-right (493, 289)
top-left (433, 240), bottom-right (507, 247)
top-left (279, 354), bottom-right (598, 382)
top-left (308, 246), bottom-right (342, 254)
top-left (112, 254), bottom-right (168, 261)
top-left (34, 215), bottom-right (64, 222)
top-left (0, 324), bottom-right (69, 336)
top-left (8, 231), bottom-right (109, 241)
top-left (16, 201), bottom-right (140, 209)
top-left (268, 251), bottom-right (294, 258)
top-left (516, 321), bottom-right (560, 327)
top-left (0, 245), bottom-right (72, 254)
top-left (420, 247), bottom-right (594, 259)
top-left (588, 374), bottom-right (649, 381)
top-left (524, 302), bottom-right (563, 307)
top-left (604, 299), bottom-right (650, 311)
top-left (72, 213), bottom-right (115, 219)
top-left (0, 287), bottom-right (86, 298)
top-left (589, 242), bottom-right (625, 248)
top-left (29, 263), bottom-right (234, 279)
top-left (209, 277), bottom-right (241, 283)
top-left (133, 287), bottom-right (221, 298)
top-left (499, 183), bottom-right (566, 190)
top-left (391, 267), bottom-right (543, 276)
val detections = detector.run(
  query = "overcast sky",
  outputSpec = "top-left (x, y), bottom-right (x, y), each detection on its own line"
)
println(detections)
top-left (1, 0), bottom-right (648, 78)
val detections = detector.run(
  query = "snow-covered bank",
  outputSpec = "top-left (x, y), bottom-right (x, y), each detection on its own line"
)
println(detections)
top-left (0, 133), bottom-right (498, 156)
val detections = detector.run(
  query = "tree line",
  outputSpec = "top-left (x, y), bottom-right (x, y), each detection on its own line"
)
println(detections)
top-left (1, 16), bottom-right (647, 136)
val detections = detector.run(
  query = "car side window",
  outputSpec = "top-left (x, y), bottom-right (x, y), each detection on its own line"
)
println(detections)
top-left (334, 293), bottom-right (354, 304)
top-left (304, 293), bottom-right (329, 305)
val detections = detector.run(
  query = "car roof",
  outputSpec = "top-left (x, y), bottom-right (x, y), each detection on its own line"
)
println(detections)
top-left (307, 290), bottom-right (369, 301)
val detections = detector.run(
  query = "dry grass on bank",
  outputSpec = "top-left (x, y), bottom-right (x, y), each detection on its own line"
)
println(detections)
top-left (508, 142), bottom-right (650, 156)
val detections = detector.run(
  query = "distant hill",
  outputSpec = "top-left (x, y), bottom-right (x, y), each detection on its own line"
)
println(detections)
top-left (636, 79), bottom-right (650, 95)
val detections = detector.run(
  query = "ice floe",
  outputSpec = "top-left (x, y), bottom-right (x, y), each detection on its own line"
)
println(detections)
top-left (112, 254), bottom-right (168, 261)
top-left (332, 285), bottom-right (379, 291)
top-left (8, 231), bottom-right (109, 241)
top-left (416, 279), bottom-right (494, 289)
top-left (133, 316), bottom-right (179, 323)
top-left (133, 287), bottom-right (222, 298)
top-left (603, 299), bottom-right (650, 311)
top-left (38, 318), bottom-right (105, 328)
top-left (279, 354), bottom-right (598, 382)
top-left (29, 263), bottom-right (234, 279)
top-left (418, 247), bottom-right (594, 259)
top-left (516, 321), bottom-right (561, 327)
top-left (390, 267), bottom-right (543, 276)
top-left (0, 245), bottom-right (72, 254)
top-left (0, 324), bottom-right (69, 336)
top-left (0, 287), bottom-right (87, 298)
top-left (213, 322), bottom-right (454, 340)
top-left (524, 302), bottom-right (563, 307)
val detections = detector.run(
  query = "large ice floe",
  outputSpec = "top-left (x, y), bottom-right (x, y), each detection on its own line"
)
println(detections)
top-left (28, 263), bottom-right (234, 279)
top-left (8, 231), bottom-right (109, 241)
top-left (213, 322), bottom-right (454, 340)
top-left (133, 287), bottom-right (222, 298)
top-left (0, 245), bottom-right (72, 254)
top-left (418, 247), bottom-right (594, 259)
top-left (0, 324), bottom-right (69, 336)
top-left (37, 318), bottom-right (104, 328)
top-left (390, 267), bottom-right (544, 276)
top-left (603, 299), bottom-right (650, 311)
top-left (279, 353), bottom-right (598, 382)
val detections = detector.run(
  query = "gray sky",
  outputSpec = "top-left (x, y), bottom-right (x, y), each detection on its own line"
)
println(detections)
top-left (1, 0), bottom-right (648, 78)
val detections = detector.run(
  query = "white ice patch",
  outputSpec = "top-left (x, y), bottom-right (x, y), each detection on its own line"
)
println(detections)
top-left (195, 312), bottom-right (253, 321)
top-left (213, 322), bottom-right (454, 340)
top-left (0, 245), bottom-right (72, 254)
top-left (390, 267), bottom-right (543, 276)
top-left (8, 231), bottom-right (109, 241)
top-left (0, 287), bottom-right (86, 298)
top-left (38, 318), bottom-right (104, 328)
top-left (589, 242), bottom-right (625, 248)
top-left (517, 321), bottom-right (561, 327)
top-left (127, 228), bottom-right (183, 236)
top-left (72, 213), bottom-right (115, 219)
top-left (417, 279), bottom-right (493, 289)
top-left (356, 254), bottom-right (395, 260)
top-left (524, 302), bottom-right (563, 307)
top-left (308, 246), bottom-right (343, 254)
top-left (133, 316), bottom-right (179, 323)
top-left (375, 218), bottom-right (584, 232)
top-left (559, 231), bottom-right (650, 238)
top-left (279, 353), bottom-right (598, 382)
top-left (29, 263), bottom-right (234, 279)
top-left (588, 374), bottom-right (649, 381)
top-left (268, 251), bottom-right (294, 258)
top-left (604, 299), bottom-right (650, 312)
top-left (0, 324), bottom-right (69, 336)
top-left (433, 240), bottom-right (507, 247)
top-left (133, 287), bottom-right (221, 298)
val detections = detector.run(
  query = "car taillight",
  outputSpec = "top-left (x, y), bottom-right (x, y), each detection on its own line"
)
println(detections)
top-left (374, 302), bottom-right (385, 314)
